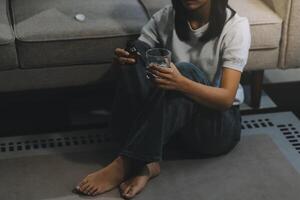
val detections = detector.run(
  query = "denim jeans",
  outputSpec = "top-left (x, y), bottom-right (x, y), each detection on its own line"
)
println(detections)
top-left (109, 40), bottom-right (241, 163)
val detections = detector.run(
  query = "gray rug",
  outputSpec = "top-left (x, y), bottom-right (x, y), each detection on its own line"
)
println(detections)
top-left (1, 134), bottom-right (300, 200)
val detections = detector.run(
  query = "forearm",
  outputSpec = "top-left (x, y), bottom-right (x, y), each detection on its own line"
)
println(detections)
top-left (178, 77), bottom-right (234, 111)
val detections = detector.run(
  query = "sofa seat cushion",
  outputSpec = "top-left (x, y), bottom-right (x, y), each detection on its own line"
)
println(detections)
top-left (11, 0), bottom-right (149, 69)
top-left (0, 0), bottom-right (18, 70)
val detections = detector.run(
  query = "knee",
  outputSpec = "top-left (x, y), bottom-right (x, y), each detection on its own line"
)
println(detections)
top-left (175, 62), bottom-right (196, 73)
top-left (174, 62), bottom-right (209, 85)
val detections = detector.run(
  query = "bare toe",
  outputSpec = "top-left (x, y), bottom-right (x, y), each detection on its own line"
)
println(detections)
top-left (80, 183), bottom-right (91, 193)
top-left (75, 156), bottom-right (133, 196)
top-left (96, 188), bottom-right (104, 196)
top-left (77, 180), bottom-right (88, 191)
top-left (126, 185), bottom-right (140, 198)
top-left (120, 181), bottom-right (128, 192)
top-left (122, 184), bottom-right (133, 197)
top-left (87, 186), bottom-right (97, 196)
top-left (91, 187), bottom-right (101, 196)
top-left (121, 162), bottom-right (161, 199)
top-left (121, 178), bottom-right (134, 191)
top-left (78, 179), bottom-right (88, 188)
top-left (85, 185), bottom-right (95, 194)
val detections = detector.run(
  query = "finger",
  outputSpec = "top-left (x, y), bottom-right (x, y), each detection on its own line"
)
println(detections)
top-left (119, 57), bottom-right (136, 64)
top-left (169, 62), bottom-right (177, 69)
top-left (170, 62), bottom-right (180, 73)
top-left (154, 78), bottom-right (176, 90)
top-left (115, 48), bottom-right (130, 57)
top-left (148, 63), bottom-right (160, 68)
top-left (157, 84), bottom-right (174, 90)
top-left (154, 78), bottom-right (170, 85)
top-left (149, 65), bottom-right (173, 74)
top-left (150, 69), bottom-right (172, 79)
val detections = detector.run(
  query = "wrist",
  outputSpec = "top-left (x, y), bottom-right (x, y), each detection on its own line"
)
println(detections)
top-left (177, 76), bottom-right (190, 93)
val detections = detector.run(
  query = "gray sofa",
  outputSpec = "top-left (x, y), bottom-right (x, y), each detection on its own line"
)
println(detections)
top-left (0, 0), bottom-right (299, 107)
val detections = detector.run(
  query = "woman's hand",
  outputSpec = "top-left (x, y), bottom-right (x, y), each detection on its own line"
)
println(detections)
top-left (149, 62), bottom-right (186, 91)
top-left (114, 48), bottom-right (136, 65)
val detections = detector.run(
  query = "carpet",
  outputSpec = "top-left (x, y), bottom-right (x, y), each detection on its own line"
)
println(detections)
top-left (1, 112), bottom-right (300, 200)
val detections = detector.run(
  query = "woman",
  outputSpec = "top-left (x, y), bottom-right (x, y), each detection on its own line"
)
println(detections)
top-left (75, 0), bottom-right (251, 198)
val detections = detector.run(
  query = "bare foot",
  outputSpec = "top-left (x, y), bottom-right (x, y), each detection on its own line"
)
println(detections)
top-left (76, 156), bottom-right (132, 196)
top-left (119, 162), bottom-right (160, 199)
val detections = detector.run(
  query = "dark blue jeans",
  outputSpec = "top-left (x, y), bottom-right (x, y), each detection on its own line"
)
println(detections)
top-left (109, 41), bottom-right (241, 163)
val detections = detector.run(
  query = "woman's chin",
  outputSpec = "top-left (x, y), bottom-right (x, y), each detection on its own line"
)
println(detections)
top-left (184, 4), bottom-right (202, 11)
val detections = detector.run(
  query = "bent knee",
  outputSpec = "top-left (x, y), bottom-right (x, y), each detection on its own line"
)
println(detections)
top-left (174, 62), bottom-right (210, 85)
top-left (175, 62), bottom-right (196, 71)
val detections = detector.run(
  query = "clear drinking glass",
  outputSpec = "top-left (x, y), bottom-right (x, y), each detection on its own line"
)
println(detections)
top-left (145, 48), bottom-right (172, 79)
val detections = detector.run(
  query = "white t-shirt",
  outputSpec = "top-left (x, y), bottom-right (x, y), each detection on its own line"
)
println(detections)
top-left (138, 5), bottom-right (251, 105)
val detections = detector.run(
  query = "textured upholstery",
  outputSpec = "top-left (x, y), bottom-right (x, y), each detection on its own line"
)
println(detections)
top-left (11, 0), bottom-right (148, 69)
top-left (229, 0), bottom-right (282, 50)
top-left (229, 0), bottom-right (282, 70)
top-left (261, 0), bottom-right (292, 69)
top-left (262, 0), bottom-right (291, 19)
top-left (0, 0), bottom-right (18, 70)
top-left (246, 49), bottom-right (279, 71)
top-left (262, 0), bottom-right (300, 69)
top-left (0, 63), bottom-right (111, 92)
top-left (139, 0), bottom-right (171, 17)
top-left (284, 0), bottom-right (300, 68)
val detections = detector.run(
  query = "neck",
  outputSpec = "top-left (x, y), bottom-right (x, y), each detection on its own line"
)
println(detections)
top-left (187, 1), bottom-right (211, 30)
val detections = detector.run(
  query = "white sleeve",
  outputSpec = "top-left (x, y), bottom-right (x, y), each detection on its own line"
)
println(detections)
top-left (138, 16), bottom-right (160, 48)
top-left (138, 6), bottom-right (172, 48)
top-left (222, 18), bottom-right (251, 72)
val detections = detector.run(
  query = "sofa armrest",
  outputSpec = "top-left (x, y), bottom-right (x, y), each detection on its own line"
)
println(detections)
top-left (261, 0), bottom-right (293, 69)
top-left (261, 0), bottom-right (291, 20)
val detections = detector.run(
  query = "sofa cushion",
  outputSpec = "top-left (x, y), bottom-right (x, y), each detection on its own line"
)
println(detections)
top-left (11, 0), bottom-right (149, 69)
top-left (246, 49), bottom-right (279, 71)
top-left (229, 0), bottom-right (282, 51)
top-left (0, 0), bottom-right (18, 70)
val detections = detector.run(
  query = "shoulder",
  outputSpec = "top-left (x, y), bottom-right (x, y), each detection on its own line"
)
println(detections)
top-left (221, 10), bottom-right (251, 48)
top-left (151, 4), bottom-right (174, 22)
top-left (224, 10), bottom-right (251, 39)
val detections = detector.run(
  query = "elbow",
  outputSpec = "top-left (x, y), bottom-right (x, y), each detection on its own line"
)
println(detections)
top-left (220, 92), bottom-right (236, 111)
top-left (218, 103), bottom-right (232, 111)
top-left (217, 98), bottom-right (234, 111)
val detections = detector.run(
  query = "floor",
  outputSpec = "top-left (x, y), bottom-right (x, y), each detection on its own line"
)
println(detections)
top-left (0, 112), bottom-right (300, 200)
top-left (264, 68), bottom-right (300, 84)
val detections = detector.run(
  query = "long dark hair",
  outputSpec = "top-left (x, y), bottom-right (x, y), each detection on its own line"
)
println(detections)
top-left (172, 0), bottom-right (236, 42)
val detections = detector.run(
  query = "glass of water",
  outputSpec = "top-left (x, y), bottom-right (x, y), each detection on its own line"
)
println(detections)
top-left (145, 48), bottom-right (171, 79)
